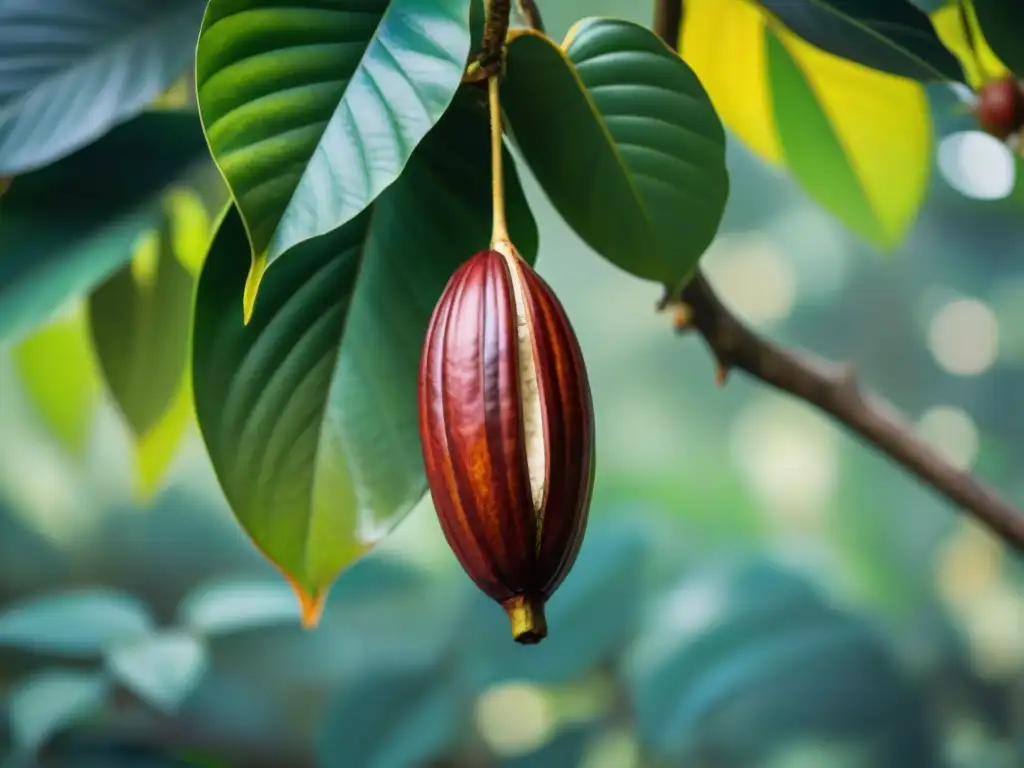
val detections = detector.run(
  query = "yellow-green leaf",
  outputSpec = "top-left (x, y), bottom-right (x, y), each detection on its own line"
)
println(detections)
top-left (931, 1), bottom-right (1009, 89)
top-left (12, 308), bottom-right (99, 457)
top-left (680, 0), bottom-right (932, 250)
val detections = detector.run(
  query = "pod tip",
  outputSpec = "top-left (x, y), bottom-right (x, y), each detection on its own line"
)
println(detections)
top-left (504, 594), bottom-right (547, 645)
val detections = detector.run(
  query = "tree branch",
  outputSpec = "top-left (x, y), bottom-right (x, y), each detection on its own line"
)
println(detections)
top-left (648, 0), bottom-right (1024, 550)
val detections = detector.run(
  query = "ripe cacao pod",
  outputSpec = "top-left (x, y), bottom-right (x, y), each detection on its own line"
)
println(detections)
top-left (418, 246), bottom-right (595, 643)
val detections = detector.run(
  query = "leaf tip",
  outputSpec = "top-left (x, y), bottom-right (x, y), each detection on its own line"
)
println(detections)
top-left (284, 575), bottom-right (327, 630)
top-left (242, 253), bottom-right (267, 325)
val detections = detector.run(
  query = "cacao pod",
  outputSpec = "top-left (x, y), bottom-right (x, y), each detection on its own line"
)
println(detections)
top-left (976, 76), bottom-right (1024, 140)
top-left (418, 246), bottom-right (595, 644)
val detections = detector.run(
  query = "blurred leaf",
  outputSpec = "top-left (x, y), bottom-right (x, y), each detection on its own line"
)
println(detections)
top-left (932, 1), bottom-right (1009, 88)
top-left (972, 0), bottom-right (1024, 79)
top-left (462, 520), bottom-right (649, 689)
top-left (12, 309), bottom-right (100, 457)
top-left (104, 630), bottom-right (208, 713)
top-left (88, 226), bottom-right (191, 438)
top-left (316, 663), bottom-right (460, 768)
top-left (756, 0), bottom-right (963, 81)
top-left (7, 670), bottom-right (109, 754)
top-left (0, 111), bottom-right (208, 342)
top-left (0, 589), bottom-right (153, 657)
top-left (192, 92), bottom-right (538, 621)
top-left (627, 561), bottom-right (935, 763)
top-left (503, 20), bottom-right (728, 288)
top-left (134, 373), bottom-right (193, 501)
top-left (164, 189), bottom-right (214, 277)
top-left (178, 579), bottom-right (301, 637)
top-left (500, 724), bottom-right (595, 768)
top-left (194, 0), bottom-right (472, 289)
top-left (680, 0), bottom-right (931, 250)
top-left (86, 210), bottom-right (196, 499)
top-left (0, 0), bottom-right (206, 174)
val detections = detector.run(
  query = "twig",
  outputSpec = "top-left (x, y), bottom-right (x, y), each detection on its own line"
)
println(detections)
top-left (648, 0), bottom-right (1024, 550)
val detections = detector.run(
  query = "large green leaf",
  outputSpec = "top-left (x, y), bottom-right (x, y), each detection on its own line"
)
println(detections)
top-left (195, 0), bottom-right (473, 310)
top-left (0, 0), bottom-right (206, 174)
top-left (192, 91), bottom-right (538, 620)
top-left (502, 19), bottom-right (728, 290)
top-left (972, 0), bottom-right (1024, 79)
top-left (0, 111), bottom-right (208, 343)
top-left (756, 0), bottom-right (964, 81)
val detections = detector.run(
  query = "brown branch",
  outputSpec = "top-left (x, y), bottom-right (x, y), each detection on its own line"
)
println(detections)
top-left (648, 0), bottom-right (1024, 550)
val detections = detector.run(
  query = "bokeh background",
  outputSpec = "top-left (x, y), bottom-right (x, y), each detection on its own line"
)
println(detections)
top-left (2, 1), bottom-right (1023, 766)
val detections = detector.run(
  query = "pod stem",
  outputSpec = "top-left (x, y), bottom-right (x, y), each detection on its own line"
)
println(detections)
top-left (503, 594), bottom-right (547, 644)
top-left (488, 75), bottom-right (511, 248)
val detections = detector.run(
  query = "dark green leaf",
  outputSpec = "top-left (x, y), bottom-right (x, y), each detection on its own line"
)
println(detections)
top-left (0, 111), bottom-right (208, 342)
top-left (0, 0), bottom-right (206, 174)
top-left (757, 0), bottom-right (965, 81)
top-left (192, 91), bottom-right (538, 611)
top-left (316, 663), bottom-right (461, 768)
top-left (88, 223), bottom-right (193, 437)
top-left (972, 0), bottom-right (1024, 79)
top-left (503, 19), bottom-right (728, 289)
top-left (195, 0), bottom-right (473, 283)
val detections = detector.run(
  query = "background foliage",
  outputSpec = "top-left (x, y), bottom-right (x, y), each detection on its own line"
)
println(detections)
top-left (1, 0), bottom-right (1023, 766)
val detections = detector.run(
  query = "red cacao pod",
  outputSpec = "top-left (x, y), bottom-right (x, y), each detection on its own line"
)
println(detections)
top-left (418, 247), bottom-right (595, 644)
top-left (976, 76), bottom-right (1024, 140)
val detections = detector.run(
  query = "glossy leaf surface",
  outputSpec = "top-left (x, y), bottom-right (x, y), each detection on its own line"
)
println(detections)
top-left (679, 0), bottom-right (931, 250)
top-left (0, 0), bottom-right (206, 174)
top-left (502, 19), bottom-right (728, 289)
top-left (195, 0), bottom-right (472, 283)
top-left (192, 92), bottom-right (538, 617)
top-left (0, 111), bottom-right (208, 342)
top-left (757, 0), bottom-right (963, 81)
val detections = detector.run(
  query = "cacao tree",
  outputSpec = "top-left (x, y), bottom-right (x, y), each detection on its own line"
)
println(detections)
top-left (2, 0), bottom-right (1024, 764)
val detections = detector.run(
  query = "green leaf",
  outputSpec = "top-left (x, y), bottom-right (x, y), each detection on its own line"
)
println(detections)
top-left (88, 227), bottom-right (193, 439)
top-left (195, 0), bottom-right (473, 311)
top-left (192, 91), bottom-right (538, 620)
top-left (503, 20), bottom-right (728, 289)
top-left (0, 0), bottom-right (207, 174)
top-left (0, 111), bottom-right (209, 342)
top-left (756, 0), bottom-right (965, 82)
top-left (972, 0), bottom-right (1024, 79)
top-left (13, 310), bottom-right (100, 457)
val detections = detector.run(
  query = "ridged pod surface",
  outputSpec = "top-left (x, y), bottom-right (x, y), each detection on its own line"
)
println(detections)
top-left (418, 246), bottom-right (595, 643)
